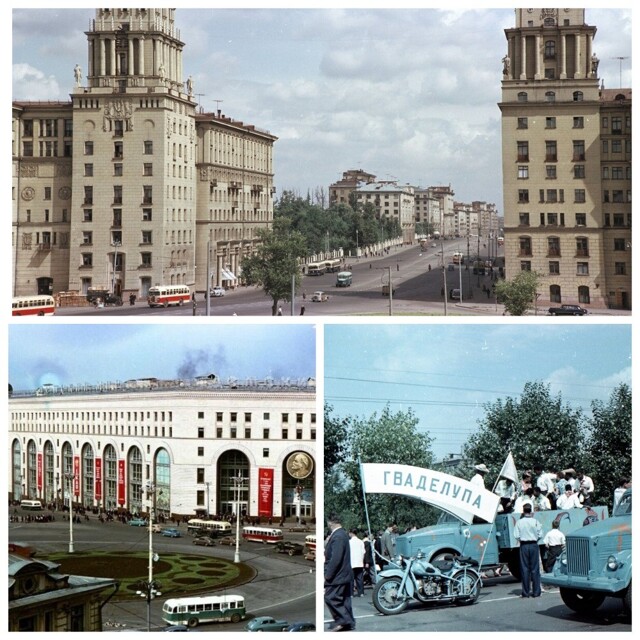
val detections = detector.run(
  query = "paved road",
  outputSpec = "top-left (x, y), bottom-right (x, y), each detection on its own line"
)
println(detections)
top-left (9, 513), bottom-right (316, 632)
top-left (323, 573), bottom-right (630, 632)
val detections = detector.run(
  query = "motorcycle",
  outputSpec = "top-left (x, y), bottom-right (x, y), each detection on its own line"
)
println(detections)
top-left (372, 552), bottom-right (482, 615)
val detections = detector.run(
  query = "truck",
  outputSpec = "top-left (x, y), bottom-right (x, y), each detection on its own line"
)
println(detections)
top-left (393, 505), bottom-right (609, 579)
top-left (541, 489), bottom-right (631, 615)
top-left (548, 304), bottom-right (588, 316)
top-left (336, 271), bottom-right (352, 287)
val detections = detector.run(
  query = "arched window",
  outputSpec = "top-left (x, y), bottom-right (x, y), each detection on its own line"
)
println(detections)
top-left (545, 91), bottom-right (556, 102)
top-left (550, 285), bottom-right (561, 303)
top-left (104, 444), bottom-right (118, 510)
top-left (573, 91), bottom-right (584, 102)
top-left (44, 441), bottom-right (55, 504)
top-left (128, 446), bottom-right (143, 514)
top-left (82, 444), bottom-right (94, 507)
top-left (155, 448), bottom-right (171, 518)
top-left (12, 440), bottom-right (22, 501)
top-left (578, 286), bottom-right (590, 304)
top-left (218, 450), bottom-right (249, 517)
top-left (27, 440), bottom-right (37, 499)
top-left (517, 92), bottom-right (528, 103)
top-left (62, 442), bottom-right (74, 508)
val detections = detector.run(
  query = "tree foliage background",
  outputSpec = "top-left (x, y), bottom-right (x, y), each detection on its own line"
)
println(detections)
top-left (495, 270), bottom-right (541, 316)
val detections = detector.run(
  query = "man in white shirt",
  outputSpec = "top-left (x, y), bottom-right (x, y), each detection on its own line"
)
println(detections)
top-left (471, 463), bottom-right (489, 488)
top-left (348, 529), bottom-right (366, 597)
top-left (577, 470), bottom-right (595, 506)
top-left (543, 521), bottom-right (566, 572)
top-left (556, 485), bottom-right (582, 510)
top-left (513, 488), bottom-right (535, 514)
top-left (532, 486), bottom-right (551, 511)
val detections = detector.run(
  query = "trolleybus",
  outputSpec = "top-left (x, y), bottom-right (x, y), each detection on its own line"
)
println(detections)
top-left (186, 519), bottom-right (232, 537)
top-left (147, 285), bottom-right (191, 308)
top-left (306, 262), bottom-right (325, 276)
top-left (241, 526), bottom-right (284, 544)
top-left (162, 594), bottom-right (246, 627)
top-left (305, 534), bottom-right (316, 551)
top-left (12, 295), bottom-right (55, 316)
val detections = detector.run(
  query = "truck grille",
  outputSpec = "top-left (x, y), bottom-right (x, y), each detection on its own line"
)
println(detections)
top-left (566, 538), bottom-right (590, 576)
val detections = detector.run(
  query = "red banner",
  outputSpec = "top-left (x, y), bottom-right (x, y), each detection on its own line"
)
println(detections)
top-left (258, 468), bottom-right (274, 517)
top-left (117, 459), bottom-right (125, 506)
top-left (73, 456), bottom-right (80, 496)
top-left (37, 453), bottom-right (43, 492)
top-left (95, 458), bottom-right (102, 501)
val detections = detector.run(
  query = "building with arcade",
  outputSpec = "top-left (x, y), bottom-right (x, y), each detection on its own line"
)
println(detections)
top-left (8, 376), bottom-right (316, 521)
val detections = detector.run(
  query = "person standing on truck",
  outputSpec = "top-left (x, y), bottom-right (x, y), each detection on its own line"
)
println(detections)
top-left (556, 484), bottom-right (582, 510)
top-left (576, 470), bottom-right (595, 506)
top-left (542, 521), bottom-right (565, 573)
top-left (514, 503), bottom-right (543, 598)
top-left (471, 463), bottom-right (489, 488)
top-left (532, 486), bottom-right (551, 511)
top-left (534, 465), bottom-right (557, 509)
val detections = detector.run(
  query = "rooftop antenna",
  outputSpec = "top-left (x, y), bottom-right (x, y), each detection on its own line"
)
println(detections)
top-left (214, 99), bottom-right (223, 115)
top-left (611, 56), bottom-right (629, 88)
top-left (194, 93), bottom-right (205, 113)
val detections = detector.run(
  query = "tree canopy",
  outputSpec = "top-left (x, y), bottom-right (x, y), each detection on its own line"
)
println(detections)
top-left (495, 270), bottom-right (541, 316)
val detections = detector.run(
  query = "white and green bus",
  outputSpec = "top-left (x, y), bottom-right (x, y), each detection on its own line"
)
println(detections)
top-left (186, 519), bottom-right (232, 537)
top-left (162, 594), bottom-right (246, 627)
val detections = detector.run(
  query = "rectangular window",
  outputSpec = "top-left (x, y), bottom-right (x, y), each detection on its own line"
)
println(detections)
top-left (244, 413), bottom-right (251, 422)
top-left (81, 253), bottom-right (93, 267)
top-left (614, 238), bottom-right (627, 251)
top-left (142, 208), bottom-right (153, 221)
top-left (84, 164), bottom-right (93, 177)
top-left (612, 167), bottom-right (624, 180)
top-left (546, 165), bottom-right (556, 179)
top-left (216, 427), bottom-right (222, 438)
top-left (198, 411), bottom-right (204, 419)
top-left (545, 117), bottom-right (556, 129)
top-left (615, 262), bottom-right (626, 275)
top-left (113, 209), bottom-right (122, 226)
top-left (197, 468), bottom-right (205, 484)
top-left (549, 261), bottom-right (560, 274)
top-left (197, 447), bottom-right (204, 457)
top-left (282, 428), bottom-right (288, 439)
top-left (296, 413), bottom-right (304, 423)
top-left (573, 116), bottom-right (584, 128)
top-left (517, 117), bottom-right (528, 129)
top-left (143, 163), bottom-right (153, 176)
top-left (547, 212), bottom-right (558, 225)
top-left (518, 189), bottom-right (529, 203)
top-left (143, 186), bottom-right (153, 204)
top-left (114, 163), bottom-right (123, 177)
top-left (114, 141), bottom-right (123, 158)
top-left (230, 412), bottom-right (237, 422)
top-left (282, 413), bottom-right (289, 423)
top-left (576, 238), bottom-right (589, 257)
top-left (575, 213), bottom-right (586, 226)
top-left (520, 261), bottom-right (531, 271)
top-left (612, 190), bottom-right (624, 203)
top-left (263, 448), bottom-right (269, 458)
top-left (519, 212), bottom-right (530, 226)
top-left (263, 429), bottom-right (270, 439)
top-left (197, 490), bottom-right (204, 506)
top-left (113, 185), bottom-right (122, 204)
top-left (574, 165), bottom-right (585, 179)
top-left (84, 186), bottom-right (93, 205)
top-left (198, 427), bottom-right (204, 438)
top-left (141, 252), bottom-right (152, 267)
top-left (611, 140), bottom-right (622, 153)
top-left (517, 141), bottom-right (529, 162)
top-left (144, 140), bottom-right (153, 154)
top-left (142, 231), bottom-right (152, 244)
top-left (613, 214), bottom-right (625, 227)
top-left (546, 189), bottom-right (557, 203)
top-left (573, 140), bottom-right (585, 161)
top-left (518, 166), bottom-right (528, 179)
top-left (296, 429), bottom-right (303, 439)
top-left (576, 262), bottom-right (589, 275)
top-left (82, 231), bottom-right (92, 245)
top-left (83, 209), bottom-right (93, 222)
top-left (612, 117), bottom-right (623, 134)
top-left (216, 412), bottom-right (223, 422)
top-left (545, 140), bottom-right (557, 162)
top-left (263, 412), bottom-right (270, 420)
top-left (602, 167), bottom-right (609, 180)
top-left (84, 141), bottom-right (94, 155)
top-left (574, 189), bottom-right (586, 203)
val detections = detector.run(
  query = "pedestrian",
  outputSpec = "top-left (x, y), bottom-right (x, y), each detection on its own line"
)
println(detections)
top-left (277, 306), bottom-right (283, 316)
top-left (380, 523), bottom-right (397, 565)
top-left (543, 520), bottom-right (565, 573)
top-left (324, 513), bottom-right (355, 632)
top-left (300, 306), bottom-right (305, 316)
top-left (348, 529), bottom-right (365, 597)
top-left (362, 533), bottom-right (373, 586)
top-left (613, 477), bottom-right (631, 510)
top-left (514, 503), bottom-right (542, 597)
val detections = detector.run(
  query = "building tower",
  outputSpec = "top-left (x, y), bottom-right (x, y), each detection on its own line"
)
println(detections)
top-left (500, 8), bottom-right (631, 309)
top-left (68, 8), bottom-right (196, 296)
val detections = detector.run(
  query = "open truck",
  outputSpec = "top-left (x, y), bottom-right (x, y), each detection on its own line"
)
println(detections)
top-left (393, 505), bottom-right (609, 579)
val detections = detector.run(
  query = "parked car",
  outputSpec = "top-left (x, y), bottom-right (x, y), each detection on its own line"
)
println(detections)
top-left (163, 625), bottom-right (190, 632)
top-left (162, 528), bottom-right (182, 538)
top-left (449, 288), bottom-right (461, 300)
top-left (304, 550), bottom-right (316, 562)
top-left (129, 518), bottom-right (147, 527)
top-left (284, 622), bottom-right (316, 632)
top-left (210, 286), bottom-right (225, 297)
top-left (274, 541), bottom-right (304, 556)
top-left (218, 536), bottom-right (238, 546)
top-left (192, 536), bottom-right (215, 546)
top-left (548, 304), bottom-right (588, 316)
top-left (311, 291), bottom-right (329, 302)
top-left (246, 616), bottom-right (289, 632)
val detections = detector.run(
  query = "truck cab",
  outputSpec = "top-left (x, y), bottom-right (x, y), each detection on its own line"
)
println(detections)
top-left (541, 489), bottom-right (631, 615)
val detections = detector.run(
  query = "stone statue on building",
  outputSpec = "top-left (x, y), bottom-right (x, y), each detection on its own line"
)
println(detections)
top-left (186, 75), bottom-right (193, 96)
top-left (74, 64), bottom-right (82, 86)
top-left (502, 55), bottom-right (511, 77)
top-left (158, 61), bottom-right (165, 80)
top-left (591, 53), bottom-right (599, 76)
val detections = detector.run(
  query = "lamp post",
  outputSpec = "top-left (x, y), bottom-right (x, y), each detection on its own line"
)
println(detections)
top-left (64, 472), bottom-right (76, 553)
top-left (136, 481), bottom-right (161, 632)
top-left (233, 472), bottom-right (245, 564)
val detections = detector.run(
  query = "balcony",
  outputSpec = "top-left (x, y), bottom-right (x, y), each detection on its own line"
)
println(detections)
top-left (37, 242), bottom-right (52, 251)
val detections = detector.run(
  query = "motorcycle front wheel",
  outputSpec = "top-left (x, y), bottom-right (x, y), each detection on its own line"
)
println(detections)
top-left (372, 577), bottom-right (409, 615)
top-left (450, 570), bottom-right (480, 605)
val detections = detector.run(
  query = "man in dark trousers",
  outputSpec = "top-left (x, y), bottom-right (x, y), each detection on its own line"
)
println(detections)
top-left (514, 503), bottom-right (543, 597)
top-left (324, 513), bottom-right (355, 631)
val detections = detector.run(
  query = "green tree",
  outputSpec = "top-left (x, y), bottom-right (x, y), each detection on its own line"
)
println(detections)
top-left (583, 383), bottom-right (631, 507)
top-left (495, 270), bottom-right (541, 316)
top-left (461, 381), bottom-right (585, 488)
top-left (240, 217), bottom-right (307, 315)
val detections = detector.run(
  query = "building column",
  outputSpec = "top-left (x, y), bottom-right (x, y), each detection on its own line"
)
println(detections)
top-left (574, 32), bottom-right (582, 79)
top-left (560, 33), bottom-right (567, 79)
top-left (109, 38), bottom-right (116, 77)
top-left (128, 38), bottom-right (134, 75)
top-left (99, 38), bottom-right (106, 77)
top-left (587, 33), bottom-right (594, 77)
top-left (139, 36), bottom-right (145, 76)
top-left (534, 34), bottom-right (541, 80)
top-left (519, 34), bottom-right (527, 80)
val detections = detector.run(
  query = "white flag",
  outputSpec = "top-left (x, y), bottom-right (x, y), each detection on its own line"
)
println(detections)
top-left (497, 451), bottom-right (518, 484)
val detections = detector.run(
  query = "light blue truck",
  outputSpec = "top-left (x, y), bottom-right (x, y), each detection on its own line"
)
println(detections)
top-left (394, 505), bottom-right (609, 579)
top-left (541, 489), bottom-right (631, 614)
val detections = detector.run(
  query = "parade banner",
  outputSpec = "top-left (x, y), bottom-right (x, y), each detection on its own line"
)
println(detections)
top-left (258, 468), bottom-right (274, 517)
top-left (95, 458), bottom-right (102, 501)
top-left (117, 459), bottom-right (125, 506)
top-left (73, 456), bottom-right (80, 496)
top-left (360, 463), bottom-right (500, 524)
top-left (37, 453), bottom-right (43, 492)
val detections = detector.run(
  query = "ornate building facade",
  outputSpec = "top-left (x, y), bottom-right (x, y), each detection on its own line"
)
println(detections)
top-left (12, 8), bottom-right (276, 298)
top-left (500, 8), bottom-right (631, 309)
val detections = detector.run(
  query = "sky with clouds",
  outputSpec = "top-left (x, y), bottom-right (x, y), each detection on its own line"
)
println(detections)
top-left (8, 323), bottom-right (317, 392)
top-left (11, 5), bottom-right (632, 210)
top-left (324, 322), bottom-right (631, 461)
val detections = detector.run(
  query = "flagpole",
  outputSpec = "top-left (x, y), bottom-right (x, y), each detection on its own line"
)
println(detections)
top-left (358, 459), bottom-right (378, 584)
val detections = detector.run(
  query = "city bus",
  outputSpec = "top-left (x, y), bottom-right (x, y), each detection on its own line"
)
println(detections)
top-left (305, 534), bottom-right (316, 551)
top-left (306, 262), bottom-right (325, 276)
top-left (147, 285), bottom-right (191, 308)
top-left (324, 258), bottom-right (342, 273)
top-left (452, 252), bottom-right (464, 265)
top-left (186, 519), bottom-right (232, 537)
top-left (12, 295), bottom-right (55, 316)
top-left (20, 499), bottom-right (43, 510)
top-left (336, 271), bottom-right (352, 287)
top-left (241, 526), bottom-right (284, 544)
top-left (162, 594), bottom-right (246, 627)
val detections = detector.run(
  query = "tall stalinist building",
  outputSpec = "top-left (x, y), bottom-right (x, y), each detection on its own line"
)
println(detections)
top-left (499, 8), bottom-right (631, 310)
top-left (12, 8), bottom-right (276, 298)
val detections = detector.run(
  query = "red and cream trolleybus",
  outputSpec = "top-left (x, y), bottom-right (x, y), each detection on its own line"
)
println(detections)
top-left (241, 526), bottom-right (284, 544)
top-left (12, 295), bottom-right (55, 316)
top-left (147, 285), bottom-right (191, 308)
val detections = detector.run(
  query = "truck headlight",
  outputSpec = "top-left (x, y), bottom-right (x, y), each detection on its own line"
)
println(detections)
top-left (606, 555), bottom-right (619, 571)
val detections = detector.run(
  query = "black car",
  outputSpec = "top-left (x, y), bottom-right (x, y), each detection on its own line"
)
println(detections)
top-left (284, 622), bottom-right (316, 632)
top-left (274, 541), bottom-right (304, 556)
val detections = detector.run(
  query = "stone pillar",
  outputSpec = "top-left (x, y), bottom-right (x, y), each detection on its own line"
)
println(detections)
top-left (128, 39), bottom-right (134, 75)
top-left (560, 33), bottom-right (567, 79)
top-left (534, 34), bottom-right (541, 80)
top-left (519, 34), bottom-right (527, 80)
top-left (99, 38), bottom-right (106, 77)
top-left (109, 38), bottom-right (116, 77)
top-left (574, 32), bottom-right (582, 79)
top-left (139, 36), bottom-right (145, 76)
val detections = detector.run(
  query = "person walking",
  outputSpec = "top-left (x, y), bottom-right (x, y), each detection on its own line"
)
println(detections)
top-left (514, 503), bottom-right (543, 597)
top-left (348, 529), bottom-right (365, 597)
top-left (324, 514), bottom-right (355, 632)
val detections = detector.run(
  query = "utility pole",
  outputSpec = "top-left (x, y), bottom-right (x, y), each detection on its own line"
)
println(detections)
top-left (611, 56), bottom-right (629, 88)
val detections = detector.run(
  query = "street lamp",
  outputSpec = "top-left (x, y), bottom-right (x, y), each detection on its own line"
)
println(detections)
top-left (233, 472), bottom-right (245, 564)
top-left (64, 472), bottom-right (76, 553)
top-left (136, 480), bottom-right (161, 632)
